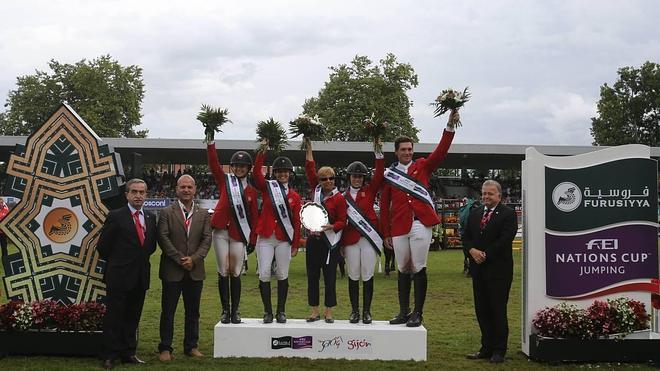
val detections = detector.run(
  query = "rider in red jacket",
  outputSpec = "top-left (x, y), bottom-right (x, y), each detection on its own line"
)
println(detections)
top-left (207, 141), bottom-right (258, 324)
top-left (380, 109), bottom-right (458, 327)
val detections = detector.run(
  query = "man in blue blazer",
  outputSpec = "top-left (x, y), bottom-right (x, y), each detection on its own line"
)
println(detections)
top-left (97, 179), bottom-right (158, 369)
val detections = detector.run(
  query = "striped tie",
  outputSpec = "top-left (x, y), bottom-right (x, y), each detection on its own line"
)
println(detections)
top-left (480, 208), bottom-right (492, 231)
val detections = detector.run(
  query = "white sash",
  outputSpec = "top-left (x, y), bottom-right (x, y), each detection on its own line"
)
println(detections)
top-left (225, 173), bottom-right (251, 244)
top-left (266, 180), bottom-right (294, 243)
top-left (344, 194), bottom-right (383, 256)
top-left (384, 166), bottom-right (434, 208)
top-left (313, 185), bottom-right (343, 250)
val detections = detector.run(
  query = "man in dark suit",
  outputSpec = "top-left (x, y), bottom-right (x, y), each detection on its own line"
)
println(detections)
top-left (462, 180), bottom-right (517, 364)
top-left (156, 174), bottom-right (211, 361)
top-left (97, 179), bottom-right (158, 369)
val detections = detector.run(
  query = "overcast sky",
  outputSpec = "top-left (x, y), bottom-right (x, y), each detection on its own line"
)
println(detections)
top-left (1, 0), bottom-right (658, 145)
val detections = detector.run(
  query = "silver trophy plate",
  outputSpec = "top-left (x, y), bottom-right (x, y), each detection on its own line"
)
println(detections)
top-left (300, 202), bottom-right (328, 232)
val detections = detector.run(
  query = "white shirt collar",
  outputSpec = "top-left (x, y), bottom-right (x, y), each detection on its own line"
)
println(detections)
top-left (178, 200), bottom-right (194, 215)
top-left (484, 204), bottom-right (499, 212)
top-left (127, 203), bottom-right (142, 215)
top-left (396, 161), bottom-right (412, 173)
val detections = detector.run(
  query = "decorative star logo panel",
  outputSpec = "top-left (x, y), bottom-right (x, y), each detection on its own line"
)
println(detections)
top-left (1, 103), bottom-right (123, 304)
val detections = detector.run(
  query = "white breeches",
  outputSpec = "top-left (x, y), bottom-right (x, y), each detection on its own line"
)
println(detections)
top-left (256, 235), bottom-right (291, 281)
top-left (213, 229), bottom-right (245, 277)
top-left (392, 220), bottom-right (432, 274)
top-left (344, 237), bottom-right (377, 281)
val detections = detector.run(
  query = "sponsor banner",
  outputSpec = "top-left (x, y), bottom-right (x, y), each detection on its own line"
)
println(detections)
top-left (545, 224), bottom-right (659, 298)
top-left (545, 158), bottom-right (656, 232)
top-left (143, 198), bottom-right (171, 210)
top-left (143, 199), bottom-right (219, 211)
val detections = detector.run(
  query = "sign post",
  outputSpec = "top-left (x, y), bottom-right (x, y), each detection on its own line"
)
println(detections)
top-left (521, 144), bottom-right (659, 358)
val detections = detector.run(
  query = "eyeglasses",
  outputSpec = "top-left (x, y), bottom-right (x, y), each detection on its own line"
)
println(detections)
top-left (319, 177), bottom-right (335, 182)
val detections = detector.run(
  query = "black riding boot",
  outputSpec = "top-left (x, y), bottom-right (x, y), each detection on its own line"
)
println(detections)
top-left (389, 271), bottom-right (411, 324)
top-left (362, 277), bottom-right (374, 324)
top-left (259, 281), bottom-right (273, 323)
top-left (407, 268), bottom-right (427, 327)
top-left (276, 279), bottom-right (288, 323)
top-left (230, 276), bottom-right (242, 324)
top-left (219, 275), bottom-right (230, 324)
top-left (348, 279), bottom-right (360, 323)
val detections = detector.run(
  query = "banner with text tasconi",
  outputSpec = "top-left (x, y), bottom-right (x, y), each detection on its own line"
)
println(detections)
top-left (521, 144), bottom-right (659, 355)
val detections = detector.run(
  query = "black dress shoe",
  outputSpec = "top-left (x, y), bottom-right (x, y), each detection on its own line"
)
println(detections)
top-left (466, 351), bottom-right (491, 360)
top-left (306, 315), bottom-right (321, 322)
top-left (220, 309), bottom-right (230, 324)
top-left (276, 312), bottom-right (287, 323)
top-left (348, 310), bottom-right (360, 324)
top-left (389, 311), bottom-right (410, 325)
top-left (362, 311), bottom-right (372, 324)
top-left (122, 355), bottom-right (146, 364)
top-left (101, 359), bottom-right (115, 369)
top-left (324, 316), bottom-right (334, 324)
top-left (263, 312), bottom-right (274, 323)
top-left (406, 311), bottom-right (423, 327)
top-left (489, 354), bottom-right (505, 363)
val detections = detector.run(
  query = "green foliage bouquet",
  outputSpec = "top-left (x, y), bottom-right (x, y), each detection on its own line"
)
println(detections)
top-left (361, 114), bottom-right (389, 154)
top-left (289, 115), bottom-right (324, 150)
top-left (431, 87), bottom-right (470, 128)
top-left (256, 117), bottom-right (288, 154)
top-left (197, 104), bottom-right (231, 143)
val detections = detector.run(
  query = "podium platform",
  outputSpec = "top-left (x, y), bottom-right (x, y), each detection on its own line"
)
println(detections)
top-left (214, 318), bottom-right (427, 361)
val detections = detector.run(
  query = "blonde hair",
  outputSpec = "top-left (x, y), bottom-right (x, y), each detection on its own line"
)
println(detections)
top-left (317, 166), bottom-right (335, 178)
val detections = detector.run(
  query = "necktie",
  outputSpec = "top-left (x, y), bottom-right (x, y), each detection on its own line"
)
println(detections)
top-left (182, 208), bottom-right (192, 235)
top-left (480, 208), bottom-right (492, 231)
top-left (133, 210), bottom-right (145, 246)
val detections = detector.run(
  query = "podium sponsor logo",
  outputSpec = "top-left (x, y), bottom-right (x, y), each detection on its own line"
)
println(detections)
top-left (552, 182), bottom-right (581, 212)
top-left (317, 336), bottom-right (373, 354)
top-left (318, 336), bottom-right (343, 353)
top-left (271, 336), bottom-right (312, 350)
top-left (347, 338), bottom-right (372, 353)
top-left (292, 336), bottom-right (313, 349)
top-left (271, 336), bottom-right (292, 349)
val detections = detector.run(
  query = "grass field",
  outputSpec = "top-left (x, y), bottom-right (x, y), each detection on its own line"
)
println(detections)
top-left (1, 246), bottom-right (657, 370)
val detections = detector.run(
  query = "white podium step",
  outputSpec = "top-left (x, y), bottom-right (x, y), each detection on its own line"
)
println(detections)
top-left (213, 318), bottom-right (427, 361)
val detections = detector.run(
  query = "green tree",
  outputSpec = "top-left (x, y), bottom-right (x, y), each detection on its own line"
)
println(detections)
top-left (590, 61), bottom-right (659, 146)
top-left (302, 53), bottom-right (419, 142)
top-left (1, 55), bottom-right (146, 137)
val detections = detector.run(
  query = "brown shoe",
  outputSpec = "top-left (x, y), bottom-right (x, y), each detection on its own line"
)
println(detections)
top-left (158, 350), bottom-right (172, 362)
top-left (186, 348), bottom-right (204, 358)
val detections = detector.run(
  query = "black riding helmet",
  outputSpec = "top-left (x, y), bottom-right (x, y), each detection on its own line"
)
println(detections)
top-left (230, 151), bottom-right (253, 167)
top-left (346, 161), bottom-right (369, 176)
top-left (272, 156), bottom-right (294, 171)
